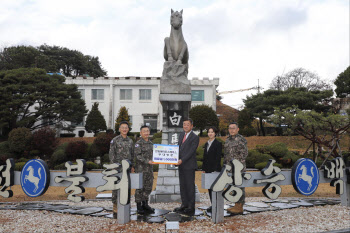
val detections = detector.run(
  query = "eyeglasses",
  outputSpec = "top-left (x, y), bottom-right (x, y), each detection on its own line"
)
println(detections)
top-left (120, 127), bottom-right (129, 130)
top-left (228, 127), bottom-right (237, 130)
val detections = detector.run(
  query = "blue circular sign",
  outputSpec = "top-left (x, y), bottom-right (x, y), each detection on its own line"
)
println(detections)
top-left (292, 158), bottom-right (319, 196)
top-left (20, 159), bottom-right (50, 197)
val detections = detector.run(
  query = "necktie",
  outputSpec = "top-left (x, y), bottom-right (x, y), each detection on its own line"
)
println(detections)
top-left (182, 133), bottom-right (187, 143)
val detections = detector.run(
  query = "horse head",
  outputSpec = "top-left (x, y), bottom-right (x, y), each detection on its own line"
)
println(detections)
top-left (26, 166), bottom-right (34, 172)
top-left (170, 9), bottom-right (183, 30)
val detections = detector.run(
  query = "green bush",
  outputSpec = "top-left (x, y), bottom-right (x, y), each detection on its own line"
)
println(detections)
top-left (153, 164), bottom-right (159, 172)
top-left (102, 153), bottom-right (110, 165)
top-left (54, 162), bottom-right (66, 170)
top-left (0, 141), bottom-right (15, 163)
top-left (152, 132), bottom-right (162, 139)
top-left (200, 132), bottom-right (208, 137)
top-left (216, 137), bottom-right (225, 144)
top-left (255, 161), bottom-right (282, 170)
top-left (281, 152), bottom-right (300, 167)
top-left (239, 127), bottom-right (257, 137)
top-left (89, 143), bottom-right (102, 160)
top-left (50, 149), bottom-right (67, 168)
top-left (266, 142), bottom-right (289, 158)
top-left (56, 142), bottom-right (69, 151)
top-left (8, 127), bottom-right (32, 157)
top-left (86, 161), bottom-right (99, 170)
top-left (197, 161), bottom-right (203, 170)
top-left (246, 150), bottom-right (274, 168)
top-left (15, 162), bottom-right (26, 171)
top-left (152, 138), bottom-right (162, 144)
top-left (196, 147), bottom-right (204, 161)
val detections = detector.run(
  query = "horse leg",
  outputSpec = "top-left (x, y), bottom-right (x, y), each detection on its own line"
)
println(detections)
top-left (177, 42), bottom-right (188, 64)
top-left (164, 37), bottom-right (173, 61)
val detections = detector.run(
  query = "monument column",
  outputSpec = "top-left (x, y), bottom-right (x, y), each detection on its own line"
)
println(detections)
top-left (149, 9), bottom-right (200, 203)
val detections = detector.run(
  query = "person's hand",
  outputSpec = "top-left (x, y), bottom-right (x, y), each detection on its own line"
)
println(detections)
top-left (148, 160), bottom-right (153, 165)
top-left (176, 159), bottom-right (182, 165)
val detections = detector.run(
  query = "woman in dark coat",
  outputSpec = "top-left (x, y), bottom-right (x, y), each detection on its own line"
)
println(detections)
top-left (202, 126), bottom-right (222, 211)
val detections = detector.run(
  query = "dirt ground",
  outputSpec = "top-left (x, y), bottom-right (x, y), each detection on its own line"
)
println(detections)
top-left (1, 171), bottom-right (338, 203)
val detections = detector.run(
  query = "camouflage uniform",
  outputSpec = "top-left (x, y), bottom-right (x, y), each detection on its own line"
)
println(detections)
top-left (109, 135), bottom-right (134, 204)
top-left (224, 134), bottom-right (248, 203)
top-left (134, 137), bottom-right (154, 203)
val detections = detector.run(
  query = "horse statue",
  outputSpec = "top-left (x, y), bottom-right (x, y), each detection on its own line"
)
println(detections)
top-left (164, 9), bottom-right (189, 65)
top-left (24, 166), bottom-right (41, 193)
top-left (298, 165), bottom-right (314, 191)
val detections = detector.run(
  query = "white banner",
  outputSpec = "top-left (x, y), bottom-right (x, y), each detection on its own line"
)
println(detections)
top-left (152, 144), bottom-right (179, 164)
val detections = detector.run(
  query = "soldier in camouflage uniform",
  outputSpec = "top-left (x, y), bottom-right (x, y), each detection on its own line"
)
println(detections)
top-left (224, 122), bottom-right (248, 215)
top-left (109, 121), bottom-right (134, 218)
top-left (134, 125), bottom-right (155, 214)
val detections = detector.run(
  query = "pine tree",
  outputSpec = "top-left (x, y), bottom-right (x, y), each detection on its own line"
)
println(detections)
top-left (85, 102), bottom-right (107, 136)
top-left (115, 106), bottom-right (132, 132)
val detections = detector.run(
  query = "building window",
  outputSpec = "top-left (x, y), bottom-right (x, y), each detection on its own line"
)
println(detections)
top-left (191, 90), bottom-right (204, 101)
top-left (78, 89), bottom-right (85, 100)
top-left (139, 89), bottom-right (152, 100)
top-left (92, 89), bottom-right (104, 100)
top-left (120, 89), bottom-right (132, 100)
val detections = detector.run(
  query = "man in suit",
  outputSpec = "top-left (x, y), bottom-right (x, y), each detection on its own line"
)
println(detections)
top-left (174, 118), bottom-right (199, 215)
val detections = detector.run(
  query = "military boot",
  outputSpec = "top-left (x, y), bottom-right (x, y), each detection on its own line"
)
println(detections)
top-left (142, 201), bottom-right (155, 213)
top-left (137, 202), bottom-right (145, 214)
top-left (113, 203), bottom-right (118, 219)
top-left (227, 203), bottom-right (244, 215)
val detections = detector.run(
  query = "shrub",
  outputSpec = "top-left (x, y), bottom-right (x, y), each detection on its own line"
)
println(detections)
top-left (256, 144), bottom-right (268, 154)
top-left (54, 162), bottom-right (66, 170)
top-left (86, 161), bottom-right (99, 170)
top-left (197, 161), bottom-right (203, 170)
top-left (153, 132), bottom-right (162, 139)
top-left (239, 127), bottom-right (257, 137)
top-left (255, 161), bottom-right (282, 170)
top-left (246, 150), bottom-right (274, 168)
top-left (65, 141), bottom-right (88, 161)
top-left (50, 149), bottom-right (67, 168)
top-left (200, 132), bottom-right (208, 137)
top-left (216, 137), bottom-right (225, 145)
top-left (8, 127), bottom-right (32, 156)
top-left (94, 132), bottom-right (116, 155)
top-left (196, 147), bottom-right (204, 161)
top-left (31, 127), bottom-right (58, 159)
top-left (15, 162), bottom-right (26, 171)
top-left (0, 141), bottom-right (15, 164)
top-left (17, 157), bottom-right (29, 163)
top-left (102, 154), bottom-right (110, 165)
top-left (281, 152), bottom-right (300, 167)
top-left (152, 138), bottom-right (162, 144)
top-left (266, 142), bottom-right (289, 158)
top-left (89, 143), bottom-right (102, 160)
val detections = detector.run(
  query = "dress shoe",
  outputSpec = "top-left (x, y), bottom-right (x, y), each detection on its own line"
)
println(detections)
top-left (173, 205), bottom-right (186, 212)
top-left (206, 206), bottom-right (212, 212)
top-left (182, 207), bottom-right (195, 216)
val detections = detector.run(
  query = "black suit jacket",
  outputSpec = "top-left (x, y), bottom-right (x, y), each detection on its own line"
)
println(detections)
top-left (178, 131), bottom-right (199, 170)
top-left (202, 138), bottom-right (222, 173)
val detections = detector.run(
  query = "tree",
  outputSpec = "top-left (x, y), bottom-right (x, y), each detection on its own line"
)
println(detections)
top-left (189, 104), bottom-right (219, 136)
top-left (273, 107), bottom-right (350, 161)
top-left (85, 102), bottom-right (107, 136)
top-left (244, 88), bottom-right (333, 136)
top-left (31, 127), bottom-right (58, 159)
top-left (334, 66), bottom-right (350, 98)
top-left (270, 68), bottom-right (331, 91)
top-left (115, 106), bottom-right (132, 132)
top-left (0, 68), bottom-right (87, 134)
top-left (0, 45), bottom-right (107, 78)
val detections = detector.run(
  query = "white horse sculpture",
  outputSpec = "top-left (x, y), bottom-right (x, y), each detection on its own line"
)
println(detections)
top-left (24, 166), bottom-right (41, 193)
top-left (298, 165), bottom-right (314, 191)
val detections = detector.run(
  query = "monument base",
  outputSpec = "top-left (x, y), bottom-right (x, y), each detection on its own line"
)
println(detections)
top-left (149, 164), bottom-right (200, 203)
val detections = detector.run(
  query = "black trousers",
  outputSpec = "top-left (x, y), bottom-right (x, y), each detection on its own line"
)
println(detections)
top-left (179, 168), bottom-right (195, 209)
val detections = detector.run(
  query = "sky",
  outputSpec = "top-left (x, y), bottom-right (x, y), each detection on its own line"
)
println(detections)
top-left (0, 0), bottom-right (349, 109)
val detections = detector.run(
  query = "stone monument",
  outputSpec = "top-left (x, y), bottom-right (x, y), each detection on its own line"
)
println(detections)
top-left (149, 9), bottom-right (200, 203)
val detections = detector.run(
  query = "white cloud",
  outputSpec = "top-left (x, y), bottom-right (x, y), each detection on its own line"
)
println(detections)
top-left (0, 0), bottom-right (348, 108)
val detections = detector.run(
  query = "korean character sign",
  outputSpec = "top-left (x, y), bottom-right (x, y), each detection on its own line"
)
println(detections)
top-left (152, 144), bottom-right (179, 165)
